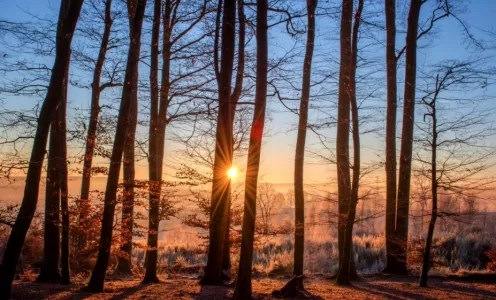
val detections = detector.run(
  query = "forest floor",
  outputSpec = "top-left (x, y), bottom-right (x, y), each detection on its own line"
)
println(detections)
top-left (10, 274), bottom-right (496, 299)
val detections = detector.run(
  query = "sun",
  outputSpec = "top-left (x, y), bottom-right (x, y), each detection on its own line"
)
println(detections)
top-left (227, 166), bottom-right (238, 180)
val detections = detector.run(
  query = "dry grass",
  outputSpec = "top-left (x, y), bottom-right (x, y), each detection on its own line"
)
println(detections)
top-left (10, 275), bottom-right (496, 299)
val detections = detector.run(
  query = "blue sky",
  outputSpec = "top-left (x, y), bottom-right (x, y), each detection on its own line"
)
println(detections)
top-left (1, 0), bottom-right (495, 185)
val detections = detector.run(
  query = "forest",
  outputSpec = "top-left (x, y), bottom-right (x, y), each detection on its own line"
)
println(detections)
top-left (0, 0), bottom-right (496, 299)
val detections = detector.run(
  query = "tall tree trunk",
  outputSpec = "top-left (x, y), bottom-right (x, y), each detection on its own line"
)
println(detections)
top-left (60, 65), bottom-right (70, 285)
top-left (61, 160), bottom-right (71, 285)
top-left (420, 82), bottom-right (438, 287)
top-left (383, 0), bottom-right (400, 274)
top-left (233, 0), bottom-right (268, 297)
top-left (200, 0), bottom-right (236, 286)
top-left (115, 83), bottom-right (137, 275)
top-left (0, 0), bottom-right (84, 297)
top-left (37, 88), bottom-right (66, 284)
top-left (78, 0), bottom-right (113, 252)
top-left (337, 0), bottom-right (352, 263)
top-left (221, 196), bottom-right (232, 274)
top-left (335, 0), bottom-right (353, 285)
top-left (278, 0), bottom-right (317, 293)
top-left (222, 0), bottom-right (246, 276)
top-left (395, 0), bottom-right (422, 275)
top-left (348, 0), bottom-right (363, 280)
top-left (143, 0), bottom-right (163, 283)
top-left (85, 0), bottom-right (146, 292)
top-left (336, 0), bottom-right (363, 285)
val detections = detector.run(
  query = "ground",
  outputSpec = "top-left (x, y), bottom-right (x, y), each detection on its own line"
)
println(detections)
top-left (10, 275), bottom-right (496, 299)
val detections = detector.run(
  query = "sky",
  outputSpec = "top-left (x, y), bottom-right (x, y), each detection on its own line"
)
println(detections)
top-left (0, 0), bottom-right (495, 189)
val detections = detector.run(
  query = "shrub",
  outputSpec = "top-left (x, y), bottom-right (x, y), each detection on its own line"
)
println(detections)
top-left (485, 248), bottom-right (496, 272)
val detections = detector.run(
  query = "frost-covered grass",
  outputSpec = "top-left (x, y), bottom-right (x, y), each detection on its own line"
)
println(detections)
top-left (1, 216), bottom-right (493, 277)
top-left (138, 225), bottom-right (494, 277)
top-left (249, 228), bottom-right (385, 276)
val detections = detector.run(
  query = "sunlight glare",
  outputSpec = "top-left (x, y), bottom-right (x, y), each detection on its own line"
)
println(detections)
top-left (227, 166), bottom-right (238, 180)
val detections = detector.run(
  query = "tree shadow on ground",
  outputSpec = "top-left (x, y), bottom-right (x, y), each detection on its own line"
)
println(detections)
top-left (437, 281), bottom-right (496, 298)
top-left (11, 282), bottom-right (75, 300)
top-left (352, 281), bottom-right (437, 300)
top-left (195, 284), bottom-right (232, 299)
top-left (56, 281), bottom-right (147, 300)
top-left (107, 283), bottom-right (148, 300)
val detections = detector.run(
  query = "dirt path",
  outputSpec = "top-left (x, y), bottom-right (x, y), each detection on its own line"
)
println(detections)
top-left (10, 275), bottom-right (496, 299)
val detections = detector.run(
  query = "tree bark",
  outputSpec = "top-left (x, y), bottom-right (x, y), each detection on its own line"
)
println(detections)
top-left (336, 0), bottom-right (363, 285)
top-left (233, 0), bottom-right (267, 297)
top-left (143, 0), bottom-right (163, 283)
top-left (85, 0), bottom-right (146, 292)
top-left (279, 0), bottom-right (317, 293)
top-left (395, 0), bottom-right (422, 275)
top-left (200, 0), bottom-right (236, 286)
top-left (383, 0), bottom-right (400, 274)
top-left (0, 0), bottom-right (84, 297)
top-left (78, 0), bottom-right (113, 252)
top-left (116, 2), bottom-right (140, 273)
top-left (115, 75), bottom-right (138, 275)
top-left (222, 0), bottom-right (246, 275)
top-left (60, 64), bottom-right (70, 285)
top-left (37, 102), bottom-right (65, 283)
top-left (348, 0), bottom-right (363, 281)
top-left (335, 0), bottom-right (353, 286)
top-left (37, 87), bottom-right (66, 283)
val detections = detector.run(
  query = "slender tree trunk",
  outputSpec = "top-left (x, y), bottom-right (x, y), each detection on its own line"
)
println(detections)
top-left (383, 0), bottom-right (400, 274)
top-left (78, 0), bottom-right (113, 252)
top-left (276, 0), bottom-right (317, 294)
top-left (200, 0), bottom-right (236, 286)
top-left (336, 0), bottom-right (363, 285)
top-left (420, 90), bottom-right (438, 287)
top-left (335, 0), bottom-right (353, 285)
top-left (233, 0), bottom-right (267, 297)
top-left (116, 4), bottom-right (140, 272)
top-left (85, 0), bottom-right (146, 292)
top-left (60, 65), bottom-right (70, 285)
top-left (115, 82), bottom-right (137, 275)
top-left (143, 0), bottom-right (163, 283)
top-left (222, 0), bottom-right (246, 275)
top-left (61, 163), bottom-right (71, 285)
top-left (348, 0), bottom-right (363, 280)
top-left (0, 1), bottom-right (83, 297)
top-left (37, 110), bottom-right (64, 283)
top-left (221, 196), bottom-right (232, 274)
top-left (395, 0), bottom-right (422, 275)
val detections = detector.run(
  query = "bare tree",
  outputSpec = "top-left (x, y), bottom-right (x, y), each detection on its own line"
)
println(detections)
top-left (256, 183), bottom-right (283, 235)
top-left (85, 0), bottom-right (146, 292)
top-left (395, 0), bottom-right (423, 275)
top-left (273, 1), bottom-right (317, 295)
top-left (143, 0), bottom-right (162, 283)
top-left (335, 0), bottom-right (353, 285)
top-left (201, 0), bottom-right (237, 286)
top-left (336, 0), bottom-right (363, 285)
top-left (115, 58), bottom-right (138, 276)
top-left (383, 0), bottom-right (399, 274)
top-left (77, 0), bottom-right (119, 253)
top-left (144, 0), bottom-right (211, 283)
top-left (0, 0), bottom-right (84, 297)
top-left (60, 65), bottom-right (70, 285)
top-left (387, 0), bottom-right (454, 274)
top-left (36, 101), bottom-right (64, 283)
top-left (233, 0), bottom-right (268, 296)
top-left (415, 61), bottom-right (496, 287)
